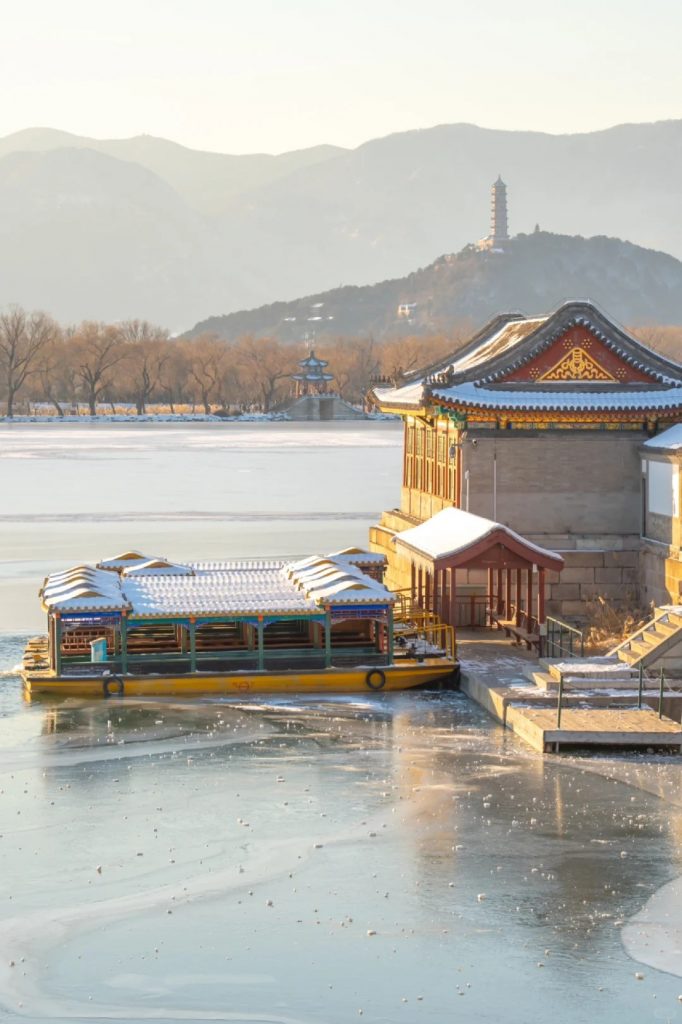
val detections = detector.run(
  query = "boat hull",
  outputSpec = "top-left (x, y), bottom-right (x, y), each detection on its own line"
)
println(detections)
top-left (21, 659), bottom-right (458, 699)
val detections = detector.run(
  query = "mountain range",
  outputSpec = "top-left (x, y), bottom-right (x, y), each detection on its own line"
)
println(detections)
top-left (1, 120), bottom-right (682, 328)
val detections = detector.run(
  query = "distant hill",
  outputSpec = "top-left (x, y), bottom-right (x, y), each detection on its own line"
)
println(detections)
top-left (0, 128), bottom-right (343, 215)
top-left (3, 120), bottom-right (682, 327)
top-left (186, 232), bottom-right (682, 341)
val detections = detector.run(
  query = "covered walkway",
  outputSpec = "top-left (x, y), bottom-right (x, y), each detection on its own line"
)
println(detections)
top-left (393, 508), bottom-right (564, 649)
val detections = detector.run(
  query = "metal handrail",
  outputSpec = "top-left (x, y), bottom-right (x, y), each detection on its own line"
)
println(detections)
top-left (607, 608), bottom-right (682, 657)
top-left (395, 620), bottom-right (456, 661)
top-left (545, 616), bottom-right (584, 660)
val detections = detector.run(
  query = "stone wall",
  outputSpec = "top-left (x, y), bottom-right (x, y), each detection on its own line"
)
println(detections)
top-left (639, 540), bottom-right (682, 608)
top-left (543, 547), bottom-right (639, 617)
top-left (459, 430), bottom-right (644, 537)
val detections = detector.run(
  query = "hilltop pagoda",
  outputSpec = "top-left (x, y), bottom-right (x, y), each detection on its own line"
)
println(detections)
top-left (478, 175), bottom-right (510, 251)
top-left (369, 300), bottom-right (682, 620)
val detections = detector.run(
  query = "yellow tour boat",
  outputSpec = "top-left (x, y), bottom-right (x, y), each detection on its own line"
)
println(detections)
top-left (21, 548), bottom-right (457, 699)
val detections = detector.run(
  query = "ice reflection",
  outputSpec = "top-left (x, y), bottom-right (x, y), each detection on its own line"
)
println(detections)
top-left (1, 688), bottom-right (682, 1021)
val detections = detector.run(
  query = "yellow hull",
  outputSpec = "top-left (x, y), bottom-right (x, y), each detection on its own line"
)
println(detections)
top-left (21, 659), bottom-right (457, 699)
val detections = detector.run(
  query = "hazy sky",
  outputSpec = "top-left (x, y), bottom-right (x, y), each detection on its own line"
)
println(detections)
top-left (3, 0), bottom-right (682, 154)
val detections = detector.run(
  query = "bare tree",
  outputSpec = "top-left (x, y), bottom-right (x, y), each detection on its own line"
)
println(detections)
top-left (235, 336), bottom-right (297, 411)
top-left (158, 344), bottom-right (190, 414)
top-left (187, 334), bottom-right (228, 414)
top-left (119, 321), bottom-right (170, 414)
top-left (71, 322), bottom-right (127, 415)
top-left (0, 307), bottom-right (56, 417)
top-left (31, 330), bottom-right (73, 416)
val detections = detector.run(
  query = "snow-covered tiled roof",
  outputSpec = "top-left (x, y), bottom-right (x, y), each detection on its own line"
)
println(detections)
top-left (372, 301), bottom-right (682, 413)
top-left (42, 566), bottom-right (129, 613)
top-left (428, 382), bottom-right (682, 412)
top-left (642, 424), bottom-right (682, 452)
top-left (123, 566), bottom-right (315, 617)
top-left (42, 550), bottom-right (393, 617)
top-left (393, 508), bottom-right (563, 569)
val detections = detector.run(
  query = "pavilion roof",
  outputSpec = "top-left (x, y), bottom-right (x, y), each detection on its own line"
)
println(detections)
top-left (393, 508), bottom-right (564, 571)
top-left (373, 301), bottom-right (682, 415)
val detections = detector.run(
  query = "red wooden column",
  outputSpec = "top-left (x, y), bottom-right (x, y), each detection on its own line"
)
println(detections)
top-left (487, 567), bottom-right (494, 624)
top-left (410, 562), bottom-right (416, 606)
top-left (526, 569), bottom-right (534, 629)
top-left (449, 567), bottom-right (457, 627)
top-left (515, 569), bottom-right (522, 627)
top-left (417, 566), bottom-right (423, 608)
top-left (496, 569), bottom-right (503, 615)
top-left (505, 569), bottom-right (512, 619)
top-left (537, 567), bottom-right (546, 626)
top-left (425, 570), bottom-right (432, 614)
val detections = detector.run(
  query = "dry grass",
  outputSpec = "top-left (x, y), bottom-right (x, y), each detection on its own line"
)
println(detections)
top-left (582, 595), bottom-right (651, 655)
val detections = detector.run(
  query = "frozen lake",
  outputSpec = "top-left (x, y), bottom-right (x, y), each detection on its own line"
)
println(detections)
top-left (1, 422), bottom-right (682, 1023)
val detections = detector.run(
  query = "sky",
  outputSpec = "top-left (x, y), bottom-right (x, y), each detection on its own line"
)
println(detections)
top-left (2, 0), bottom-right (682, 154)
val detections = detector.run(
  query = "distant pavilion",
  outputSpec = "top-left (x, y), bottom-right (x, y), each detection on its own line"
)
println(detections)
top-left (291, 350), bottom-right (334, 398)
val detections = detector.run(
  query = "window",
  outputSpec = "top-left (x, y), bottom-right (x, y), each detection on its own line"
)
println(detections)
top-left (647, 459), bottom-right (674, 517)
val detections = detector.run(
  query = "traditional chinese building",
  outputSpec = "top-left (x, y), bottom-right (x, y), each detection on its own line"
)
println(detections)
top-left (370, 300), bottom-right (682, 619)
top-left (291, 349), bottom-right (334, 398)
top-left (280, 348), bottom-right (365, 421)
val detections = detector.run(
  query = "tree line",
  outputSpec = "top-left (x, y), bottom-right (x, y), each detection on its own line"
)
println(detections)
top-left (0, 306), bottom-right (467, 417)
top-left (1, 305), bottom-right (679, 418)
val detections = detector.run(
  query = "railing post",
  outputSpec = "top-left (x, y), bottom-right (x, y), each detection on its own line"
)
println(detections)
top-left (659, 666), bottom-right (665, 718)
top-left (189, 618), bottom-right (197, 673)
top-left (324, 608), bottom-right (332, 668)
top-left (386, 609), bottom-right (394, 666)
top-left (257, 620), bottom-right (265, 671)
top-left (638, 663), bottom-right (644, 709)
top-left (121, 614), bottom-right (128, 675)
top-left (557, 673), bottom-right (564, 729)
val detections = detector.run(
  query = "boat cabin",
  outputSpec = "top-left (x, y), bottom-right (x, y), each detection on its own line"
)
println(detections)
top-left (39, 549), bottom-right (397, 678)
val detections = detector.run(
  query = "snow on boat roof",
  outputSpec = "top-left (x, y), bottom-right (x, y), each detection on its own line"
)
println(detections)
top-left (393, 508), bottom-right (563, 568)
top-left (97, 551), bottom-right (165, 570)
top-left (642, 424), bottom-right (682, 452)
top-left (122, 559), bottom-right (196, 577)
top-left (42, 551), bottom-right (393, 616)
top-left (42, 566), bottom-right (129, 612)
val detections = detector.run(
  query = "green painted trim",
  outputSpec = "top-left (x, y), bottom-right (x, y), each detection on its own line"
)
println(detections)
top-left (387, 608), bottom-right (394, 664)
top-left (257, 625), bottom-right (265, 671)
top-left (121, 617), bottom-right (128, 675)
top-left (55, 618), bottom-right (62, 676)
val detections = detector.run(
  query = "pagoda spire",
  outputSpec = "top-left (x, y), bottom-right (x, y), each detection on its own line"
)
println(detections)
top-left (490, 176), bottom-right (509, 247)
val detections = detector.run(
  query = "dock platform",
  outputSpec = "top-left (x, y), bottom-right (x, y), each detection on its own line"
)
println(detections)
top-left (457, 630), bottom-right (682, 755)
top-left (506, 705), bottom-right (682, 753)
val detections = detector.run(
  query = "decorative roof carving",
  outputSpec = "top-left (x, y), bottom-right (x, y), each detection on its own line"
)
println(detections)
top-left (536, 346), bottom-right (617, 383)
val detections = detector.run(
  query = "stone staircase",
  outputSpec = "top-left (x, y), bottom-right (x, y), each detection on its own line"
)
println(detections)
top-left (526, 657), bottom-right (640, 691)
top-left (608, 606), bottom-right (682, 668)
top-left (525, 606), bottom-right (682, 692)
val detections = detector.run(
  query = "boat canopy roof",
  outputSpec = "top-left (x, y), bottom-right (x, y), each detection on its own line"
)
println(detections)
top-left (41, 550), bottom-right (391, 618)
